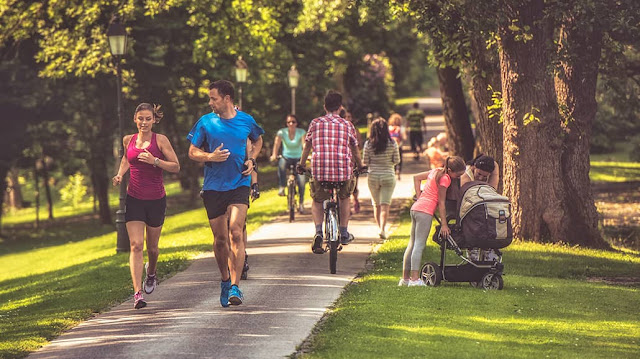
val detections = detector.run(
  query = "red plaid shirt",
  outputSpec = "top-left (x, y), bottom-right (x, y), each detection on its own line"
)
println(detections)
top-left (305, 113), bottom-right (358, 181)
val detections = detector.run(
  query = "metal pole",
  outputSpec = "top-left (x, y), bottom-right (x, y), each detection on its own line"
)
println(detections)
top-left (291, 87), bottom-right (296, 115)
top-left (115, 59), bottom-right (130, 252)
top-left (238, 84), bottom-right (243, 111)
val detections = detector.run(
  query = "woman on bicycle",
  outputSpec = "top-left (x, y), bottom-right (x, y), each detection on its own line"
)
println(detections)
top-left (363, 118), bottom-right (400, 239)
top-left (400, 156), bottom-right (465, 287)
top-left (112, 103), bottom-right (180, 308)
top-left (270, 114), bottom-right (307, 213)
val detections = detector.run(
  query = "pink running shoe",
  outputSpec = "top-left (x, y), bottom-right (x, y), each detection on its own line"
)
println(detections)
top-left (134, 291), bottom-right (147, 309)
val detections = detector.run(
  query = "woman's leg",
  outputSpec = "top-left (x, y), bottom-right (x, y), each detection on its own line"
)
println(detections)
top-left (409, 211), bottom-right (433, 280)
top-left (145, 225), bottom-right (162, 275)
top-left (379, 176), bottom-right (396, 234)
top-left (402, 211), bottom-right (419, 280)
top-left (277, 156), bottom-right (287, 191)
top-left (127, 221), bottom-right (146, 293)
top-left (291, 157), bottom-right (306, 205)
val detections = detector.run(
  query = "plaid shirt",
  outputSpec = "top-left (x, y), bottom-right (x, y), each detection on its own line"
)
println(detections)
top-left (305, 113), bottom-right (358, 182)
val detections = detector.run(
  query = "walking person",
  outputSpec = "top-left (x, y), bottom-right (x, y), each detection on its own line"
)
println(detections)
top-left (405, 102), bottom-right (425, 161)
top-left (363, 118), bottom-right (400, 239)
top-left (298, 90), bottom-right (364, 253)
top-left (270, 114), bottom-right (307, 213)
top-left (388, 113), bottom-right (405, 180)
top-left (341, 109), bottom-right (363, 214)
top-left (112, 103), bottom-right (181, 309)
top-left (400, 156), bottom-right (465, 286)
top-left (187, 80), bottom-right (264, 307)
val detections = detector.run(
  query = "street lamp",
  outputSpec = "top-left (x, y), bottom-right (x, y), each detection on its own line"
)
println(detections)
top-left (288, 65), bottom-right (299, 115)
top-left (235, 56), bottom-right (248, 110)
top-left (107, 17), bottom-right (130, 252)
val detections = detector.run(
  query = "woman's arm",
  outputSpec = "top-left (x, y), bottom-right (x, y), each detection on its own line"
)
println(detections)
top-left (413, 171), bottom-right (430, 197)
top-left (437, 184), bottom-right (450, 236)
top-left (156, 134), bottom-right (180, 173)
top-left (270, 133), bottom-right (282, 162)
top-left (112, 135), bottom-right (132, 186)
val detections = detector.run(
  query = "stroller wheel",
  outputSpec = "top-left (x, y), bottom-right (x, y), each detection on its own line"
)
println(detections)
top-left (420, 262), bottom-right (442, 286)
top-left (480, 273), bottom-right (504, 290)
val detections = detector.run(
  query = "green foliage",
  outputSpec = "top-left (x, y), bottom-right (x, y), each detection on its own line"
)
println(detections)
top-left (302, 212), bottom-right (640, 359)
top-left (486, 84), bottom-right (502, 123)
top-left (523, 107), bottom-right (541, 126)
top-left (59, 172), bottom-right (87, 208)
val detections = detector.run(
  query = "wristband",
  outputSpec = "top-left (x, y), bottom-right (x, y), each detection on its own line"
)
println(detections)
top-left (154, 158), bottom-right (159, 167)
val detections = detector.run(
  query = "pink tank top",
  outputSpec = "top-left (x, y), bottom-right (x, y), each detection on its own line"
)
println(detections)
top-left (411, 169), bottom-right (451, 215)
top-left (127, 133), bottom-right (166, 200)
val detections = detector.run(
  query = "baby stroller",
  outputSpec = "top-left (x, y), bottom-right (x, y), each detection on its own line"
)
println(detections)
top-left (420, 180), bottom-right (513, 290)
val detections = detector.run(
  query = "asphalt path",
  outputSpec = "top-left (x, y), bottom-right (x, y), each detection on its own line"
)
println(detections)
top-left (28, 149), bottom-right (432, 359)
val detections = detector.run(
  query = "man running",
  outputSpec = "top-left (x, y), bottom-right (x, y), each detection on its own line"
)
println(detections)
top-left (187, 80), bottom-right (264, 307)
top-left (298, 90), bottom-right (364, 253)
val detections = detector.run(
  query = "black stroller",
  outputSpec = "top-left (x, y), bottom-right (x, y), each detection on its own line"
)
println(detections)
top-left (420, 180), bottom-right (513, 290)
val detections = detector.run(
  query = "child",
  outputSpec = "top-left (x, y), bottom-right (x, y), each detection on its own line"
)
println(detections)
top-left (400, 156), bottom-right (466, 286)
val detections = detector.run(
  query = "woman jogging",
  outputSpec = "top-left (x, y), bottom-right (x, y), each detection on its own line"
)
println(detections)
top-left (113, 103), bottom-right (180, 309)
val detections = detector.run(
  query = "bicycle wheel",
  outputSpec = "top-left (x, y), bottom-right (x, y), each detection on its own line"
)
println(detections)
top-left (326, 208), bottom-right (339, 274)
top-left (288, 181), bottom-right (296, 222)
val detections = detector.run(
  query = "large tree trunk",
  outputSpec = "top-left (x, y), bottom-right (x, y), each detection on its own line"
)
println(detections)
top-left (554, 9), bottom-right (608, 248)
top-left (40, 157), bottom-right (54, 220)
top-left (437, 66), bottom-right (475, 161)
top-left (499, 0), bottom-right (568, 243)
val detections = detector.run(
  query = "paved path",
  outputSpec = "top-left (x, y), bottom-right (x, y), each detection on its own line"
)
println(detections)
top-left (28, 137), bottom-right (438, 359)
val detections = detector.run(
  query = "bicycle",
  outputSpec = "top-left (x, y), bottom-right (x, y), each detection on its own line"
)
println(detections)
top-left (298, 165), bottom-right (367, 274)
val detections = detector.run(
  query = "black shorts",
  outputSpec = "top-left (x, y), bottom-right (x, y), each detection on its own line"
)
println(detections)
top-left (125, 195), bottom-right (166, 227)
top-left (202, 186), bottom-right (250, 219)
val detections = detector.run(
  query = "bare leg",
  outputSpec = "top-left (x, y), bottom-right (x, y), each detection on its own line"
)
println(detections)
top-left (373, 204), bottom-right (381, 229)
top-left (339, 197), bottom-right (351, 228)
top-left (209, 216), bottom-right (231, 282)
top-left (227, 204), bottom-right (248, 286)
top-left (127, 221), bottom-right (146, 293)
top-left (379, 204), bottom-right (390, 233)
top-left (145, 225), bottom-right (162, 275)
top-left (311, 200), bottom-right (323, 226)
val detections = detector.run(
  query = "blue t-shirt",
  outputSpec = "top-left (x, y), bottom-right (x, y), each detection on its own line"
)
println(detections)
top-left (277, 127), bottom-right (306, 159)
top-left (187, 111), bottom-right (264, 191)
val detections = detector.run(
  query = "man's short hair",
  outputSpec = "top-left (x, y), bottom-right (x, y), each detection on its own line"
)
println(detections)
top-left (473, 154), bottom-right (495, 173)
top-left (324, 90), bottom-right (342, 112)
top-left (209, 80), bottom-right (235, 100)
top-left (413, 102), bottom-right (419, 109)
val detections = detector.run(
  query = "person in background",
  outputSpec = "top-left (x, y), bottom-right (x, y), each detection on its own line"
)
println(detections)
top-left (112, 103), bottom-right (181, 309)
top-left (400, 156), bottom-right (465, 287)
top-left (363, 118), bottom-right (400, 239)
top-left (405, 102), bottom-right (425, 161)
top-left (270, 114), bottom-right (307, 213)
top-left (341, 109), bottom-right (363, 214)
top-left (424, 132), bottom-right (449, 169)
top-left (388, 113), bottom-right (405, 180)
top-left (460, 154), bottom-right (500, 190)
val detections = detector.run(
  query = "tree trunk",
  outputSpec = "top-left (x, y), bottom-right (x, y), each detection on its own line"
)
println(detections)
top-left (437, 66), bottom-right (475, 161)
top-left (554, 10), bottom-right (608, 248)
top-left (499, 0), bottom-right (568, 243)
top-left (89, 148), bottom-right (112, 225)
top-left (0, 166), bottom-right (8, 237)
top-left (6, 168), bottom-right (23, 209)
top-left (41, 159), bottom-right (54, 220)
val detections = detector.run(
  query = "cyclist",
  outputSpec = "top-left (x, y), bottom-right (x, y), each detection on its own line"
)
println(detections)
top-left (270, 114), bottom-right (307, 214)
top-left (298, 90), bottom-right (364, 254)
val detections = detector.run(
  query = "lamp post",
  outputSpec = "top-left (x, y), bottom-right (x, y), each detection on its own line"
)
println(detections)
top-left (235, 56), bottom-right (248, 110)
top-left (107, 18), bottom-right (130, 252)
top-left (287, 65), bottom-right (299, 115)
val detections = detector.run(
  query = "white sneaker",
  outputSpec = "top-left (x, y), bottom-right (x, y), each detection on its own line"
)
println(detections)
top-left (379, 230), bottom-right (387, 239)
top-left (408, 279), bottom-right (427, 287)
top-left (398, 278), bottom-right (409, 286)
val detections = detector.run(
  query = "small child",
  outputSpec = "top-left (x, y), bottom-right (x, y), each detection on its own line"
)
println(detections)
top-left (400, 156), bottom-right (466, 286)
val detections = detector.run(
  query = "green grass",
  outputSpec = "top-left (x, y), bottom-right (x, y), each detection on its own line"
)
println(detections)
top-left (299, 211), bottom-right (640, 359)
top-left (0, 187), bottom-right (285, 359)
top-left (590, 161), bottom-right (640, 182)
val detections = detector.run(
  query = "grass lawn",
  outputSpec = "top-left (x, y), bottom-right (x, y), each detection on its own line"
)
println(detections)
top-left (0, 186), bottom-right (285, 359)
top-left (298, 211), bottom-right (640, 359)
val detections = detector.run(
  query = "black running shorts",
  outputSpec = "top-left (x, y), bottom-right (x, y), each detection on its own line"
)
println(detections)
top-left (125, 195), bottom-right (167, 227)
top-left (202, 186), bottom-right (250, 219)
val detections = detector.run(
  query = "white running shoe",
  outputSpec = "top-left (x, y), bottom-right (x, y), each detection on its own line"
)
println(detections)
top-left (143, 262), bottom-right (157, 294)
top-left (408, 279), bottom-right (427, 287)
top-left (398, 278), bottom-right (409, 286)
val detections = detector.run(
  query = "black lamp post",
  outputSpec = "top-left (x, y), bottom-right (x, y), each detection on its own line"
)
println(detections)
top-left (107, 18), bottom-right (130, 252)
top-left (287, 65), bottom-right (299, 115)
top-left (235, 56), bottom-right (248, 110)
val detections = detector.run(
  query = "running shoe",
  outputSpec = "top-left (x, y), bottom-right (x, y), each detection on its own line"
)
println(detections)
top-left (398, 278), bottom-right (409, 286)
top-left (220, 279), bottom-right (231, 307)
top-left (312, 234), bottom-right (324, 254)
top-left (278, 187), bottom-right (285, 196)
top-left (340, 233), bottom-right (354, 245)
top-left (134, 291), bottom-right (147, 309)
top-left (143, 262), bottom-right (157, 294)
top-left (241, 253), bottom-right (249, 280)
top-left (228, 285), bottom-right (244, 305)
top-left (408, 279), bottom-right (427, 287)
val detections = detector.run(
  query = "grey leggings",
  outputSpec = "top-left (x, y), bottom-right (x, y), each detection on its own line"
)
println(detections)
top-left (403, 210), bottom-right (433, 271)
